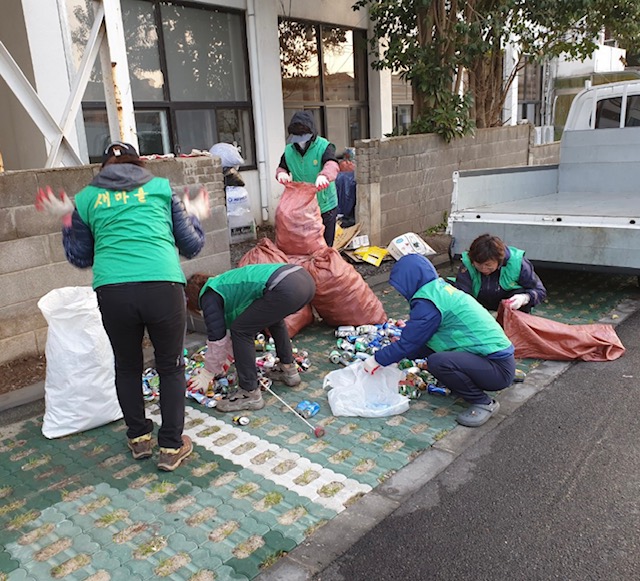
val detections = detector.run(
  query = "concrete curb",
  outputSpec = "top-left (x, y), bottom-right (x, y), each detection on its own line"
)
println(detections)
top-left (256, 294), bottom-right (640, 580)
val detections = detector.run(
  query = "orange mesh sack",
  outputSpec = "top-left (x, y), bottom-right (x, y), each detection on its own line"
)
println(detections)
top-left (275, 182), bottom-right (327, 255)
top-left (285, 304), bottom-right (314, 338)
top-left (238, 238), bottom-right (288, 267)
top-left (497, 304), bottom-right (625, 362)
top-left (237, 238), bottom-right (313, 337)
top-left (305, 246), bottom-right (386, 327)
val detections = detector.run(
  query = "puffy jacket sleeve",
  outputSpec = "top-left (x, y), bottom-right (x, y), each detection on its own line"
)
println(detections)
top-left (171, 194), bottom-right (206, 258)
top-left (62, 210), bottom-right (94, 268)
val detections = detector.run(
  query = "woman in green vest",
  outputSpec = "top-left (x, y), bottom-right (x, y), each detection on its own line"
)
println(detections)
top-left (363, 254), bottom-right (516, 427)
top-left (185, 264), bottom-right (315, 413)
top-left (36, 142), bottom-right (208, 471)
top-left (275, 111), bottom-right (340, 246)
top-left (455, 234), bottom-right (546, 312)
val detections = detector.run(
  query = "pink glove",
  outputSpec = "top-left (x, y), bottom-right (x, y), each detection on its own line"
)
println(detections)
top-left (363, 355), bottom-right (381, 375)
top-left (182, 186), bottom-right (211, 221)
top-left (315, 175), bottom-right (329, 190)
top-left (35, 186), bottom-right (74, 227)
top-left (504, 294), bottom-right (530, 310)
top-left (277, 172), bottom-right (292, 184)
top-left (204, 333), bottom-right (234, 376)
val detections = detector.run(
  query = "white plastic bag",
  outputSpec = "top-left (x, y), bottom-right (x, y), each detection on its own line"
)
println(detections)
top-left (37, 287), bottom-right (123, 438)
top-left (323, 361), bottom-right (409, 418)
top-left (209, 142), bottom-right (245, 168)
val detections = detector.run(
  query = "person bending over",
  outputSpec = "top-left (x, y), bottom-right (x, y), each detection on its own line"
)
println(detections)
top-left (185, 264), bottom-right (315, 412)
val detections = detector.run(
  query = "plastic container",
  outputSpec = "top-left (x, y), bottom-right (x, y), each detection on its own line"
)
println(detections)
top-left (226, 185), bottom-right (256, 243)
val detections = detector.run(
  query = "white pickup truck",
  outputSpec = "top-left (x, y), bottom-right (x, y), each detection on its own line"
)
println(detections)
top-left (447, 80), bottom-right (640, 275)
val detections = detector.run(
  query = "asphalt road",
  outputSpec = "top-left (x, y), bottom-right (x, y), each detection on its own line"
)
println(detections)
top-left (316, 309), bottom-right (640, 581)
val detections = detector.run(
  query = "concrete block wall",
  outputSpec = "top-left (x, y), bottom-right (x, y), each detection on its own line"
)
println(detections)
top-left (0, 156), bottom-right (230, 367)
top-left (530, 142), bottom-right (561, 166)
top-left (355, 125), bottom-right (535, 245)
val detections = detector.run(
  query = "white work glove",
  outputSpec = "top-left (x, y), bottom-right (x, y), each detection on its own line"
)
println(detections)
top-left (204, 333), bottom-right (234, 376)
top-left (277, 172), bottom-right (292, 184)
top-left (505, 293), bottom-right (530, 310)
top-left (363, 355), bottom-right (381, 375)
top-left (187, 368), bottom-right (214, 393)
top-left (182, 186), bottom-right (211, 221)
top-left (315, 175), bottom-right (329, 190)
top-left (35, 186), bottom-right (74, 225)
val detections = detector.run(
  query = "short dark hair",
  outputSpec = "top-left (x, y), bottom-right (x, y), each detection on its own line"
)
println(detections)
top-left (468, 234), bottom-right (506, 264)
top-left (185, 272), bottom-right (211, 313)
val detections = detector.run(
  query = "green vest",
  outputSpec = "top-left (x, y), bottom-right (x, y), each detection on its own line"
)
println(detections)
top-left (284, 137), bottom-right (338, 213)
top-left (461, 246), bottom-right (525, 297)
top-left (74, 177), bottom-right (185, 289)
top-left (200, 263), bottom-right (285, 328)
top-left (414, 278), bottom-right (512, 355)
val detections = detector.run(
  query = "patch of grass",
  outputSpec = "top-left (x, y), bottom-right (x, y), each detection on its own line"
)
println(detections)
top-left (261, 550), bottom-right (287, 569)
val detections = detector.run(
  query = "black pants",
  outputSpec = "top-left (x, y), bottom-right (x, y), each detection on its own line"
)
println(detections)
top-left (321, 206), bottom-right (338, 247)
top-left (96, 281), bottom-right (186, 449)
top-left (231, 268), bottom-right (316, 391)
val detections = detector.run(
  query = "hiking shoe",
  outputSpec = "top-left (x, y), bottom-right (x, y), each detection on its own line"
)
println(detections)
top-left (216, 388), bottom-right (265, 412)
top-left (158, 435), bottom-right (193, 471)
top-left (127, 433), bottom-right (153, 460)
top-left (267, 363), bottom-right (301, 387)
top-left (456, 399), bottom-right (500, 428)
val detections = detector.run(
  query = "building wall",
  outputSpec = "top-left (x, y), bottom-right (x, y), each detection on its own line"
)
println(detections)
top-left (0, 156), bottom-right (230, 366)
top-left (355, 125), bottom-right (541, 245)
top-left (530, 142), bottom-right (561, 166)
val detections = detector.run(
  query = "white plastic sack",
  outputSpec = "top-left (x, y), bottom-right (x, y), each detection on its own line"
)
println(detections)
top-left (37, 287), bottom-right (123, 438)
top-left (323, 361), bottom-right (409, 418)
top-left (209, 142), bottom-right (245, 168)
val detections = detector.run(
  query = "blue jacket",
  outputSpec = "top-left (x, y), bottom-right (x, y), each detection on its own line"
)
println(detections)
top-left (63, 164), bottom-right (205, 268)
top-left (375, 254), bottom-right (514, 367)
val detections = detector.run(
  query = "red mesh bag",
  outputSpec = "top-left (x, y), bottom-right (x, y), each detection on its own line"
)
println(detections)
top-left (285, 305), bottom-right (314, 338)
top-left (304, 246), bottom-right (386, 327)
top-left (497, 304), bottom-right (625, 361)
top-left (238, 238), bottom-right (314, 337)
top-left (238, 238), bottom-right (288, 267)
top-left (275, 182), bottom-right (327, 255)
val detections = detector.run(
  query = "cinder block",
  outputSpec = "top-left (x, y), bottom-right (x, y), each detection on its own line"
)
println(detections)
top-left (0, 208), bottom-right (16, 242)
top-left (0, 170), bottom-right (39, 209)
top-left (0, 299), bottom-right (46, 340)
top-left (15, 205), bottom-right (60, 238)
top-left (0, 331), bottom-right (39, 366)
top-left (183, 252), bottom-right (231, 278)
top-left (0, 237), bottom-right (50, 275)
top-left (35, 166), bottom-right (96, 203)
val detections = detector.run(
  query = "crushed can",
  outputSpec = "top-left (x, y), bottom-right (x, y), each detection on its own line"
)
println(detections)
top-left (296, 400), bottom-right (320, 419)
top-left (232, 415), bottom-right (250, 426)
top-left (335, 326), bottom-right (356, 338)
top-left (427, 384), bottom-right (450, 396)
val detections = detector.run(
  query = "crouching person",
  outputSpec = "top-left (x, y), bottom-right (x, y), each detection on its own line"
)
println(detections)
top-left (185, 264), bottom-right (316, 412)
top-left (363, 255), bottom-right (515, 427)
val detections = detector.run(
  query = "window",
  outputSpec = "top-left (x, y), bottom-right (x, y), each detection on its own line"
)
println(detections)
top-left (66, 0), bottom-right (254, 165)
top-left (279, 19), bottom-right (368, 155)
top-left (595, 98), bottom-right (622, 128)
top-left (518, 57), bottom-right (542, 125)
top-left (625, 95), bottom-right (640, 127)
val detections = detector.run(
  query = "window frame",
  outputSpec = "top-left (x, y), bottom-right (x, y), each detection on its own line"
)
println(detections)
top-left (79, 0), bottom-right (256, 168)
top-left (278, 17), bottom-right (369, 149)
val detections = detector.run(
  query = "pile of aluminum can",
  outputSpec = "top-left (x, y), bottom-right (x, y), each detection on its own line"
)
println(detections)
top-left (329, 321), bottom-right (450, 400)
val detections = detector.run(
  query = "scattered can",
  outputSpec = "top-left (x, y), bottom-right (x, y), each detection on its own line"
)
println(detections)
top-left (335, 326), bottom-right (356, 338)
top-left (296, 400), bottom-right (320, 418)
top-left (232, 415), bottom-right (250, 426)
top-left (427, 384), bottom-right (450, 396)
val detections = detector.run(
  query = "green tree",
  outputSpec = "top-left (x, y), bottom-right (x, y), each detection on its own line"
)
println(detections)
top-left (354, 0), bottom-right (640, 140)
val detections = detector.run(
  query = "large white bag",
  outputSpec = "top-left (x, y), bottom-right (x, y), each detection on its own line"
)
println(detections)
top-left (323, 361), bottom-right (409, 418)
top-left (38, 287), bottom-right (123, 438)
